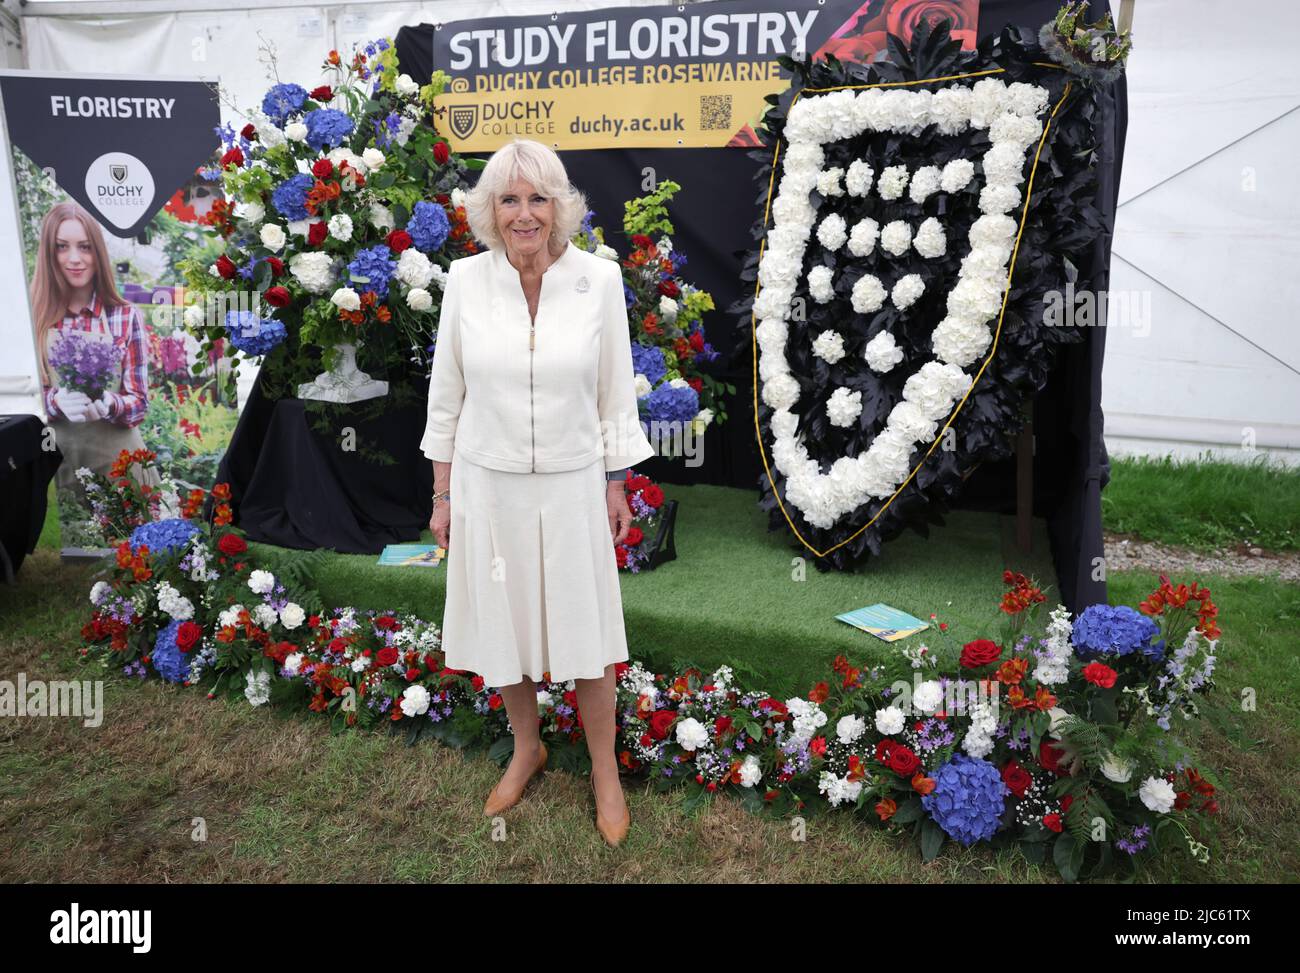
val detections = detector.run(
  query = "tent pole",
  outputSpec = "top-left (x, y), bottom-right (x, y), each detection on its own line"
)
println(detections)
top-left (1118, 0), bottom-right (1136, 34)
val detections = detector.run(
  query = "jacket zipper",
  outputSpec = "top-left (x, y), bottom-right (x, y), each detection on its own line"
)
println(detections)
top-left (529, 315), bottom-right (535, 472)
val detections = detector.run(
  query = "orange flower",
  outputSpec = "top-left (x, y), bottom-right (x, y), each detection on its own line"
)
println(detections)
top-left (996, 658), bottom-right (1028, 685)
top-left (808, 681), bottom-right (830, 704)
top-left (911, 771), bottom-right (936, 796)
top-left (875, 798), bottom-right (897, 821)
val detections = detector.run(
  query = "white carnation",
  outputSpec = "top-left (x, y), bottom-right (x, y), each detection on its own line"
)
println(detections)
top-left (851, 273), bottom-right (887, 314)
top-left (836, 714), bottom-right (866, 744)
top-left (811, 329), bottom-right (846, 363)
top-left (1139, 776), bottom-right (1177, 814)
top-left (940, 157), bottom-right (975, 193)
top-left (879, 220), bottom-right (912, 256)
top-left (815, 167), bottom-right (845, 197)
top-left (874, 705), bottom-right (906, 736)
top-left (244, 669), bottom-right (272, 706)
top-left (247, 569), bottom-right (275, 595)
top-left (845, 159), bottom-right (874, 196)
top-left (816, 213), bottom-right (848, 251)
top-left (914, 217), bottom-right (947, 259)
top-left (327, 214), bottom-right (354, 242)
top-left (807, 264), bottom-right (835, 303)
top-left (877, 164), bottom-right (910, 200)
top-left (908, 165), bottom-right (941, 203)
top-left (913, 680), bottom-right (944, 714)
top-left (400, 685), bottom-right (432, 718)
top-left (289, 252), bottom-right (335, 294)
top-left (891, 273), bottom-right (925, 310)
top-left (407, 288), bottom-right (433, 311)
top-left (825, 387), bottom-right (862, 428)
top-left (847, 218), bottom-right (879, 257)
top-left (284, 121), bottom-right (308, 142)
top-left (675, 716), bottom-right (710, 751)
top-left (397, 248), bottom-right (434, 289)
top-left (863, 330), bottom-right (904, 373)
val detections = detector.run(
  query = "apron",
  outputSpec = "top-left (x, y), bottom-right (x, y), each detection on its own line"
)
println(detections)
top-left (45, 313), bottom-right (163, 505)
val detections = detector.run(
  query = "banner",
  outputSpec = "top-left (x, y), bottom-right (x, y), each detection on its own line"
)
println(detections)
top-left (0, 71), bottom-right (225, 554)
top-left (428, 0), bottom-right (978, 151)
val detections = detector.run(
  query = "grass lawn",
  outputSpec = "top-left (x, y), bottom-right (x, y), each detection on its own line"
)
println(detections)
top-left (5, 474), bottom-right (1298, 883)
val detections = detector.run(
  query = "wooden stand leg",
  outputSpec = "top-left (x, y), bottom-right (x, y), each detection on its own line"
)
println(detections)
top-left (1016, 412), bottom-right (1033, 554)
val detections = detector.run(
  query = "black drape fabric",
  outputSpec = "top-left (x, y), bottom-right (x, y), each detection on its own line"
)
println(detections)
top-left (0, 414), bottom-right (62, 581)
top-left (213, 380), bottom-right (433, 553)
top-left (388, 1), bottom-right (1129, 610)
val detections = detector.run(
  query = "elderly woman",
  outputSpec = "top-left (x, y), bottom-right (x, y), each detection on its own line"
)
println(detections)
top-left (421, 138), bottom-right (656, 846)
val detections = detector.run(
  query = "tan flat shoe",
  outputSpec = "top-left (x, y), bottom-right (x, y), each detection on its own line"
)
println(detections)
top-left (591, 768), bottom-right (631, 847)
top-left (483, 742), bottom-right (548, 817)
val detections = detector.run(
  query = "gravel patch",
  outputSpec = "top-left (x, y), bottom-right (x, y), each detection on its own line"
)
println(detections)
top-left (1104, 531), bottom-right (1300, 583)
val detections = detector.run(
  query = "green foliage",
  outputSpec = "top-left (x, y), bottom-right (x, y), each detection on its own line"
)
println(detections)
top-left (623, 178), bottom-right (682, 239)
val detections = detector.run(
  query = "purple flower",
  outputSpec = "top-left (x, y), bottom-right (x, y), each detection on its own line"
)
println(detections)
top-left (48, 330), bottom-right (124, 398)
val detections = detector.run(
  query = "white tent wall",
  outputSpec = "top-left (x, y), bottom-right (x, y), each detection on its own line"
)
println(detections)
top-left (9, 0), bottom-right (1297, 464)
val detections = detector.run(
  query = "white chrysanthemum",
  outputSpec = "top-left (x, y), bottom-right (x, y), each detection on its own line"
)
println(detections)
top-left (811, 329), bottom-right (846, 363)
top-left (850, 273), bottom-right (887, 314)
top-left (815, 167), bottom-right (845, 197)
top-left (847, 217), bottom-right (879, 257)
top-left (940, 157), bottom-right (975, 193)
top-left (845, 159), bottom-right (875, 196)
top-left (327, 214), bottom-right (353, 242)
top-left (807, 264), bottom-right (835, 303)
top-left (836, 714), bottom-right (866, 744)
top-left (399, 685), bottom-right (431, 718)
top-left (289, 252), bottom-right (335, 294)
top-left (259, 223), bottom-right (286, 251)
top-left (908, 165), bottom-right (942, 204)
top-left (279, 602), bottom-right (306, 630)
top-left (397, 248), bottom-right (434, 288)
top-left (1139, 776), bottom-right (1177, 813)
top-left (244, 670), bottom-right (272, 706)
top-left (816, 213), bottom-right (848, 251)
top-left (879, 220), bottom-right (912, 256)
top-left (675, 716), bottom-right (710, 751)
top-left (863, 330), bottom-right (903, 374)
top-left (913, 680), bottom-right (945, 714)
top-left (247, 569), bottom-right (275, 595)
top-left (877, 164), bottom-right (909, 200)
top-left (891, 273), bottom-right (925, 310)
top-left (913, 217), bottom-right (947, 259)
top-left (330, 287), bottom-right (361, 312)
top-left (825, 387), bottom-right (862, 428)
top-left (874, 705), bottom-right (906, 736)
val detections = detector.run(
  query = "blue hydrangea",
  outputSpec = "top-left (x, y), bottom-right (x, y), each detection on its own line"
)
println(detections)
top-left (921, 754), bottom-right (1009, 846)
top-left (1072, 604), bottom-right (1164, 661)
top-left (407, 200), bottom-right (450, 252)
top-left (224, 310), bottom-right (287, 357)
top-left (261, 83), bottom-right (308, 126)
top-left (271, 173), bottom-right (314, 222)
top-left (630, 342), bottom-right (667, 385)
top-left (152, 619), bottom-right (192, 684)
top-left (347, 245), bottom-right (397, 299)
top-left (129, 518), bottom-right (200, 558)
top-left (623, 281), bottom-right (636, 309)
top-left (304, 108), bottom-right (354, 152)
top-left (644, 383), bottom-right (698, 425)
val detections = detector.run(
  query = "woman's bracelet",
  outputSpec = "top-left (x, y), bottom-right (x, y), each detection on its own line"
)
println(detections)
top-left (433, 489), bottom-right (451, 505)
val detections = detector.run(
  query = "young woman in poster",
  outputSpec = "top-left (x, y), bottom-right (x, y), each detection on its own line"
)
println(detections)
top-left (30, 200), bottom-right (161, 500)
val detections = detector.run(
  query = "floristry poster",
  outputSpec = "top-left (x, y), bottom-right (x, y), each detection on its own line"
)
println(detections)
top-left (0, 72), bottom-right (227, 553)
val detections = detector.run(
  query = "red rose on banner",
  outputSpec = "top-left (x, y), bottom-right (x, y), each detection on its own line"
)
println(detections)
top-left (960, 639), bottom-right (1002, 668)
top-left (176, 621), bottom-right (203, 652)
top-left (887, 0), bottom-right (976, 41)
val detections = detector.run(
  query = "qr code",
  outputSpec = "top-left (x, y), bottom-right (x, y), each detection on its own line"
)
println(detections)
top-left (699, 94), bottom-right (732, 131)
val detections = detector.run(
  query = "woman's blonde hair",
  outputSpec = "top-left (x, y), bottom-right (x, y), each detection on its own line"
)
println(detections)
top-left (29, 200), bottom-right (129, 388)
top-left (464, 139), bottom-right (588, 256)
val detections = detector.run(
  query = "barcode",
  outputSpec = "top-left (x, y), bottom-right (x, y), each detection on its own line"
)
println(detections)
top-left (699, 94), bottom-right (732, 131)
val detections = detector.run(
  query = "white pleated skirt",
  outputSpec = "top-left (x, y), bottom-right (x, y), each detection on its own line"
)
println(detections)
top-left (439, 447), bottom-right (631, 687)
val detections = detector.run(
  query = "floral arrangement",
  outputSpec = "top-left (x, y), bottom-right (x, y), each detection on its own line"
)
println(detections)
top-left (614, 468), bottom-right (669, 572)
top-left (575, 180), bottom-right (729, 455)
top-left (735, 19), bottom-right (1105, 567)
top-left (78, 454), bottom-right (1222, 880)
top-left (182, 37), bottom-right (480, 398)
top-left (47, 330), bottom-right (124, 400)
top-left (1039, 1), bottom-right (1133, 85)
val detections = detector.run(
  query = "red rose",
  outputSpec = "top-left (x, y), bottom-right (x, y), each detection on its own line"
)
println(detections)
top-left (887, 0), bottom-right (976, 44)
top-left (386, 229), bottom-right (413, 252)
top-left (240, 123), bottom-right (257, 141)
top-left (307, 221), bottom-right (328, 246)
top-left (264, 286), bottom-right (291, 308)
top-left (433, 141), bottom-right (451, 165)
top-left (1039, 739), bottom-right (1066, 776)
top-left (657, 279), bottom-right (680, 298)
top-left (714, 716), bottom-right (732, 737)
top-left (376, 646), bottom-right (399, 667)
top-left (176, 621), bottom-right (203, 652)
top-left (265, 256), bottom-right (285, 277)
top-left (1082, 661), bottom-right (1117, 688)
top-left (887, 745), bottom-right (921, 777)
top-left (614, 546), bottom-right (628, 568)
top-left (310, 85), bottom-right (333, 102)
top-left (631, 234), bottom-right (654, 250)
top-left (220, 147), bottom-right (244, 169)
top-left (624, 526), bottom-right (644, 547)
top-left (217, 533), bottom-right (247, 555)
top-left (375, 616), bottom-right (399, 630)
top-left (648, 709), bottom-right (676, 740)
top-left (960, 638), bottom-right (1002, 668)
top-left (312, 159), bottom-right (334, 179)
top-left (642, 484), bottom-right (664, 508)
top-left (1042, 813), bottom-right (1063, 833)
top-left (215, 254), bottom-right (237, 280)
top-left (1001, 759), bottom-right (1032, 798)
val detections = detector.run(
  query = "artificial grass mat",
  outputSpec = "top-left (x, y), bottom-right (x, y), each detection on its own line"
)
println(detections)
top-left (258, 482), bottom-right (1059, 699)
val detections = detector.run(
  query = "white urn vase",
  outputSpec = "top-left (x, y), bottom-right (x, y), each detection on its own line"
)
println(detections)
top-left (297, 342), bottom-right (388, 403)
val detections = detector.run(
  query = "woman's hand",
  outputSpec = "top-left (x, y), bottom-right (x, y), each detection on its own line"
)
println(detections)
top-left (430, 498), bottom-right (451, 549)
top-left (52, 388), bottom-right (93, 422)
top-left (87, 390), bottom-right (113, 421)
top-left (607, 482), bottom-right (632, 545)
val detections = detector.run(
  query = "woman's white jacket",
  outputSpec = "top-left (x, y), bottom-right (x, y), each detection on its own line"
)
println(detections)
top-left (419, 240), bottom-right (657, 474)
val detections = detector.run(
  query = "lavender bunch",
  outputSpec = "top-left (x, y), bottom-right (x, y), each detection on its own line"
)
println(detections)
top-left (48, 330), bottom-right (124, 399)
